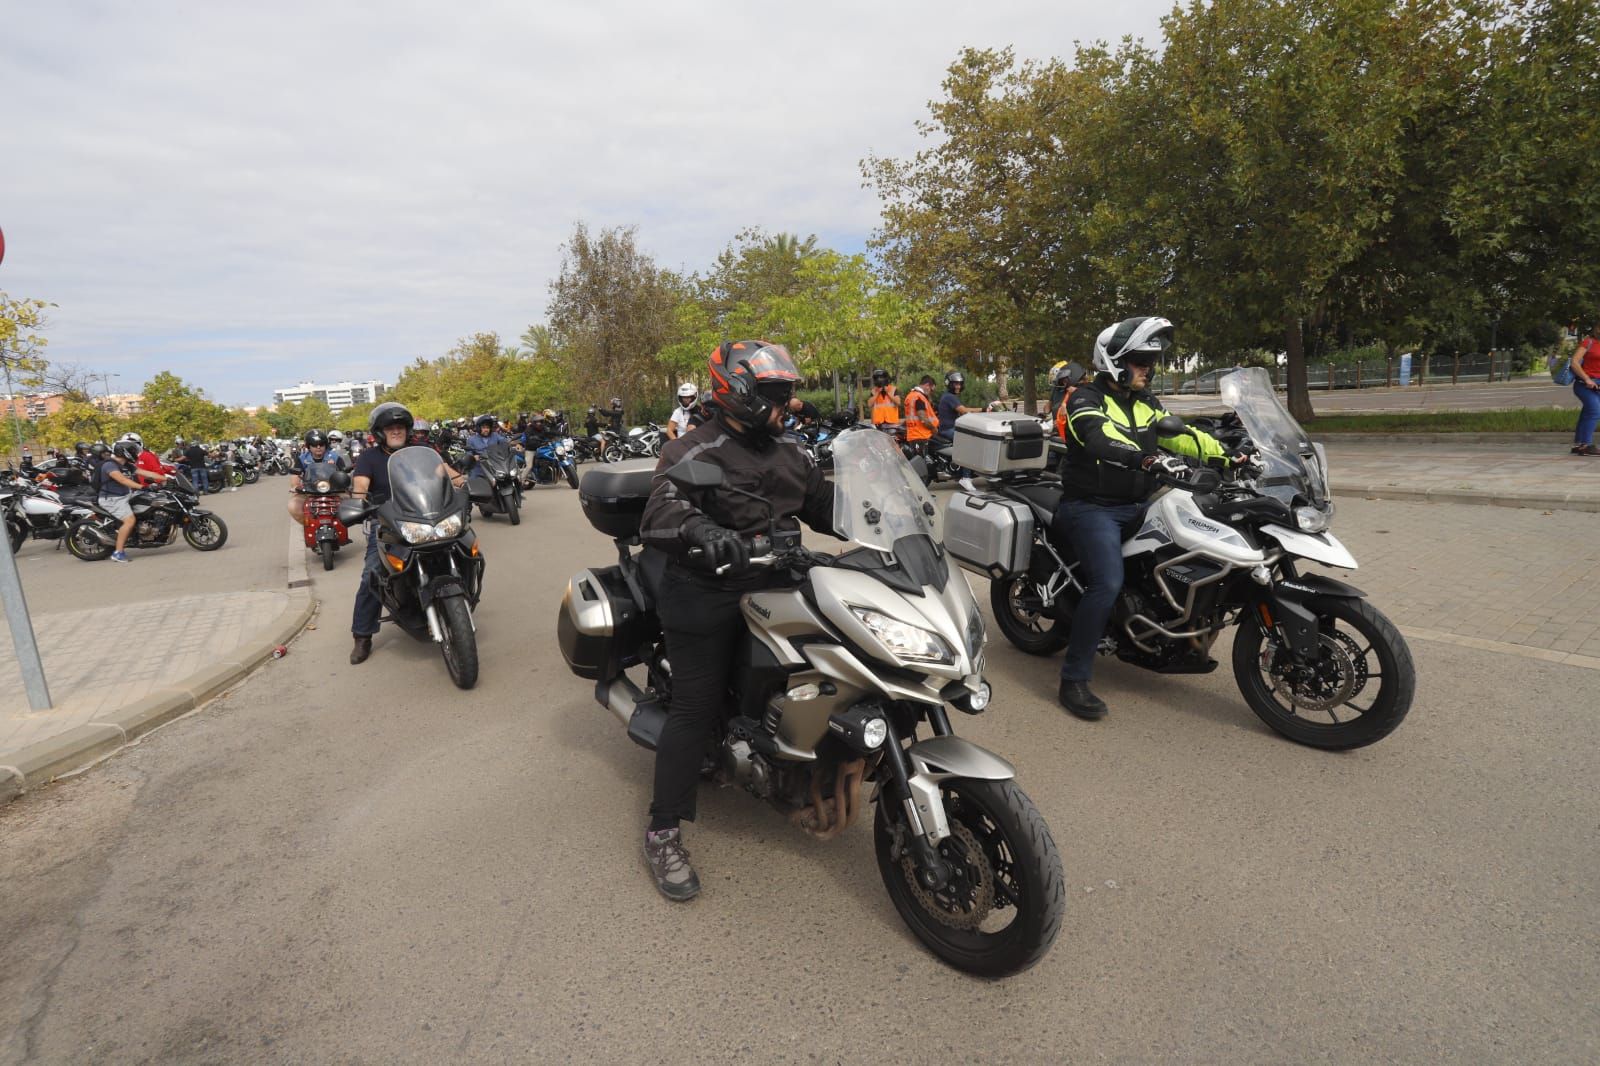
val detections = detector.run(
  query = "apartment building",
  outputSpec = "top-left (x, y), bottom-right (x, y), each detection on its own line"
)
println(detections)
top-left (272, 379), bottom-right (389, 415)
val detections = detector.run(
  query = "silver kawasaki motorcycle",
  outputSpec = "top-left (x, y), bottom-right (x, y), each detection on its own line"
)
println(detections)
top-left (557, 429), bottom-right (1064, 977)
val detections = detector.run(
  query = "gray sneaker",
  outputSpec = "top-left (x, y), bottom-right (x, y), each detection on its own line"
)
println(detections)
top-left (643, 828), bottom-right (701, 901)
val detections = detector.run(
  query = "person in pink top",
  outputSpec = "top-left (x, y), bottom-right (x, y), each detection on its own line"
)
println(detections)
top-left (1568, 325), bottom-right (1600, 456)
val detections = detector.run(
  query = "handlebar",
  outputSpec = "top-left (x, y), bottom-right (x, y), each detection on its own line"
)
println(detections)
top-left (686, 536), bottom-right (834, 576)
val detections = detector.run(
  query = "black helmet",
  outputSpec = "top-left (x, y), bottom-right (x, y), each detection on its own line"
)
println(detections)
top-left (369, 401), bottom-right (414, 437)
top-left (1052, 361), bottom-right (1087, 388)
top-left (74, 441), bottom-right (91, 455)
top-left (89, 442), bottom-right (110, 460)
top-left (304, 429), bottom-right (328, 448)
top-left (474, 414), bottom-right (497, 433)
top-left (708, 340), bottom-right (799, 432)
top-left (945, 371), bottom-right (965, 389)
top-left (112, 440), bottom-right (140, 462)
top-left (870, 368), bottom-right (891, 388)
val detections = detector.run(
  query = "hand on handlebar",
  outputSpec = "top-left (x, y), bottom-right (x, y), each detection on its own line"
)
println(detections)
top-left (686, 523), bottom-right (751, 575)
top-left (1141, 453), bottom-right (1191, 478)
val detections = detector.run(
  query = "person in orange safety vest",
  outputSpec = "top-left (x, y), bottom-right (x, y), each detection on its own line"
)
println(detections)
top-left (904, 375), bottom-right (938, 446)
top-left (869, 369), bottom-right (901, 427)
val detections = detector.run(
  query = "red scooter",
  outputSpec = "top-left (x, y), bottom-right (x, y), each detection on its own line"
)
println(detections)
top-left (299, 461), bottom-right (352, 570)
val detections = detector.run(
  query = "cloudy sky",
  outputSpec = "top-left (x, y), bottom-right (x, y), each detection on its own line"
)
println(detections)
top-left (5, 1), bottom-right (1172, 407)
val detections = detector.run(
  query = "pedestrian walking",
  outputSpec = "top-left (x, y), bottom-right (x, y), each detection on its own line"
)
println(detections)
top-left (1569, 325), bottom-right (1600, 455)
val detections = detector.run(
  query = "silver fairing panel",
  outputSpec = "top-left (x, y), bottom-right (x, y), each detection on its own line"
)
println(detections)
top-left (809, 563), bottom-right (981, 681)
top-left (1124, 490), bottom-right (1266, 568)
top-left (1259, 524), bottom-right (1358, 570)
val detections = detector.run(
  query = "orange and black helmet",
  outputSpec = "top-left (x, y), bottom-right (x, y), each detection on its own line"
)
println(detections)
top-left (708, 340), bottom-right (800, 430)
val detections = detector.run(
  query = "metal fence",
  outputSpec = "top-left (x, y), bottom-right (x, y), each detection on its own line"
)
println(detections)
top-left (1152, 350), bottom-right (1527, 395)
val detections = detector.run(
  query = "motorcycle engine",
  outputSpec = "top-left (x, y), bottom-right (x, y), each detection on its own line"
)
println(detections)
top-left (137, 515), bottom-right (170, 541)
top-left (719, 737), bottom-right (774, 799)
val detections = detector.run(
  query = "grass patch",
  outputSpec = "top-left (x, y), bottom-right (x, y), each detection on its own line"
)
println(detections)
top-left (1307, 409), bottom-right (1574, 433)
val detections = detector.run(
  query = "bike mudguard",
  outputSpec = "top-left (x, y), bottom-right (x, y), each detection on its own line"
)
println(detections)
top-left (906, 735), bottom-right (1016, 781)
top-left (1273, 573), bottom-right (1366, 602)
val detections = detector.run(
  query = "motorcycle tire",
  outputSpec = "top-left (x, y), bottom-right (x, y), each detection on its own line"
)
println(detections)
top-left (507, 494), bottom-right (521, 526)
top-left (989, 576), bottom-right (1072, 655)
top-left (7, 521), bottom-right (24, 555)
top-left (183, 514), bottom-right (229, 551)
top-left (565, 465), bottom-right (579, 490)
top-left (438, 595), bottom-right (479, 689)
top-left (243, 468), bottom-right (260, 485)
top-left (319, 540), bottom-right (336, 571)
top-left (875, 777), bottom-right (1064, 978)
top-left (1231, 596), bottom-right (1415, 750)
top-left (228, 470), bottom-right (244, 488)
top-left (67, 521), bottom-right (113, 561)
top-left (602, 444), bottom-right (623, 464)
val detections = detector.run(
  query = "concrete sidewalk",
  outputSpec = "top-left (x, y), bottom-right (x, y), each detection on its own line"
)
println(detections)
top-left (0, 515), bottom-right (315, 804)
top-left (1325, 434), bottom-right (1600, 511)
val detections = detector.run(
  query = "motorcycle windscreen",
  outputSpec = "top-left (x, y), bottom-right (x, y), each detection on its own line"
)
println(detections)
top-left (479, 440), bottom-right (514, 476)
top-left (302, 461), bottom-right (347, 494)
top-left (1218, 366), bottom-right (1330, 508)
top-left (830, 427), bottom-right (943, 552)
top-left (386, 446), bottom-right (456, 520)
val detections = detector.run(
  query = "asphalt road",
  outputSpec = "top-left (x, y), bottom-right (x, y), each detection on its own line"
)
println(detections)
top-left (2, 478), bottom-right (1597, 1064)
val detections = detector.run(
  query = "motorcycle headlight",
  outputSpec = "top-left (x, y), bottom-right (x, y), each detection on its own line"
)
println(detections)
top-left (848, 606), bottom-right (954, 665)
top-left (399, 513), bottom-right (464, 543)
top-left (314, 480), bottom-right (331, 493)
top-left (1294, 505), bottom-right (1330, 534)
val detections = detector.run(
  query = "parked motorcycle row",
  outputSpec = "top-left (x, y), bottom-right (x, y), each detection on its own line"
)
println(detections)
top-left (556, 367), bottom-right (1413, 978)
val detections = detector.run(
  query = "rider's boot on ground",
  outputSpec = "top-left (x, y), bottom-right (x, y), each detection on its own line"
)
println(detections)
top-left (1058, 679), bottom-right (1108, 720)
top-left (643, 827), bottom-right (701, 902)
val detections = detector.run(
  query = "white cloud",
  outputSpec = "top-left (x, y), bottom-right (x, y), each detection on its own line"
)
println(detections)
top-left (3, 0), bottom-right (1172, 405)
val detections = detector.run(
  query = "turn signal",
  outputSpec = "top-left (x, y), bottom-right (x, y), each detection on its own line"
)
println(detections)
top-left (385, 553), bottom-right (406, 571)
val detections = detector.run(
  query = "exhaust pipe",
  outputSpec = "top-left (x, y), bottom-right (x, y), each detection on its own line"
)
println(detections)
top-left (601, 675), bottom-right (643, 728)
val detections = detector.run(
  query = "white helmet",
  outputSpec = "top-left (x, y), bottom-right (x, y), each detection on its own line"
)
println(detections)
top-left (677, 382), bottom-right (698, 400)
top-left (1092, 316), bottom-right (1175, 386)
top-left (327, 430), bottom-right (344, 442)
top-left (118, 431), bottom-right (144, 451)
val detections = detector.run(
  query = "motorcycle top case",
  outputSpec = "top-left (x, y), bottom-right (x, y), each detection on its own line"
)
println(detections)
top-left (951, 412), bottom-right (1048, 475)
top-left (578, 460), bottom-right (655, 540)
top-left (558, 565), bottom-right (654, 680)
top-left (944, 489), bottom-right (1034, 579)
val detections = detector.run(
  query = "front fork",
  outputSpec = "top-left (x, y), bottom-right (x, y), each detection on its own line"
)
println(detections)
top-left (876, 723), bottom-right (954, 891)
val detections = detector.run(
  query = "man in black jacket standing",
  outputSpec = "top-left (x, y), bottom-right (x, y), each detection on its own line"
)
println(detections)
top-left (636, 340), bottom-right (835, 901)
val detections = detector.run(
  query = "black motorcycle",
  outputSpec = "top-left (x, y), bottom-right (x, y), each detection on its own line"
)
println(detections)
top-left (466, 440), bottom-right (524, 525)
top-left (67, 471), bottom-right (228, 560)
top-left (339, 446), bottom-right (485, 689)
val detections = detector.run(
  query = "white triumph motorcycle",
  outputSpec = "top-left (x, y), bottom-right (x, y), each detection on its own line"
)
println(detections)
top-left (956, 367), bottom-right (1414, 750)
top-left (557, 429), bottom-right (1064, 976)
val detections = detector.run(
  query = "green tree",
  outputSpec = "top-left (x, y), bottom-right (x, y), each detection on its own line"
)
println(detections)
top-left (34, 399), bottom-right (122, 450)
top-left (546, 223), bottom-right (683, 403)
top-left (128, 372), bottom-right (228, 450)
top-left (222, 407), bottom-right (273, 439)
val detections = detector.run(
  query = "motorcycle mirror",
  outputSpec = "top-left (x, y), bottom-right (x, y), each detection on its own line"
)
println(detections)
top-left (1155, 415), bottom-right (1187, 437)
top-left (337, 499), bottom-right (373, 526)
top-left (664, 459), bottom-right (724, 491)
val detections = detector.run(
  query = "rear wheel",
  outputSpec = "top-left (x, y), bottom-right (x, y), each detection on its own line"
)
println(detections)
top-left (1232, 596), bottom-right (1414, 750)
top-left (989, 576), bottom-right (1072, 655)
top-left (183, 514), bottom-right (228, 551)
top-left (438, 595), bottom-right (479, 689)
top-left (67, 521), bottom-right (112, 561)
top-left (875, 777), bottom-right (1064, 978)
top-left (319, 540), bottom-right (336, 571)
top-left (602, 444), bottom-right (623, 464)
top-left (242, 467), bottom-right (260, 485)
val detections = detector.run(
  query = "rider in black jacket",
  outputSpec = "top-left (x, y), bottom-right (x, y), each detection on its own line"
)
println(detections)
top-left (636, 340), bottom-right (835, 901)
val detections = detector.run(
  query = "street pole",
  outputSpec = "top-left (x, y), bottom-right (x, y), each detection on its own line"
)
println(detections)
top-left (0, 222), bottom-right (53, 709)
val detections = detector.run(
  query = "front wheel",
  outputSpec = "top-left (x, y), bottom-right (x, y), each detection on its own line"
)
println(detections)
top-left (242, 468), bottom-right (260, 485)
top-left (506, 492), bottom-right (521, 526)
top-left (875, 777), bottom-right (1064, 978)
top-left (437, 595), bottom-right (479, 689)
top-left (989, 575), bottom-right (1072, 655)
top-left (565, 464), bottom-right (579, 490)
top-left (1232, 596), bottom-right (1414, 750)
top-left (602, 444), bottom-right (623, 464)
top-left (183, 514), bottom-right (228, 551)
top-left (319, 540), bottom-right (336, 571)
top-left (67, 521), bottom-right (113, 561)
top-left (7, 521), bottom-right (24, 554)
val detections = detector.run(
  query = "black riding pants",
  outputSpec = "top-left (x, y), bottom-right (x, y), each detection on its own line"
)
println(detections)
top-left (649, 567), bottom-right (746, 825)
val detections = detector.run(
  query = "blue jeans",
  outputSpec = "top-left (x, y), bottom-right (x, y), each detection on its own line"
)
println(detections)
top-left (187, 464), bottom-right (211, 492)
top-left (1054, 498), bottom-right (1146, 682)
top-left (351, 522), bottom-right (384, 637)
top-left (1574, 382), bottom-right (1600, 445)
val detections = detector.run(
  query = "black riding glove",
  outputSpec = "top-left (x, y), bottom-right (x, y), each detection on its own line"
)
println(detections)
top-left (686, 522), bottom-right (751, 575)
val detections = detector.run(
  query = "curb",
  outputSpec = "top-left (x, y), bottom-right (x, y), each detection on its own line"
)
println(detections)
top-left (1322, 432), bottom-right (1570, 446)
top-left (1331, 481), bottom-right (1600, 512)
top-left (0, 518), bottom-right (321, 807)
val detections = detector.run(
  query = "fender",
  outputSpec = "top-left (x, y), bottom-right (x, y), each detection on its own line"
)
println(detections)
top-left (902, 735), bottom-right (1017, 846)
top-left (1274, 573), bottom-right (1365, 602)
